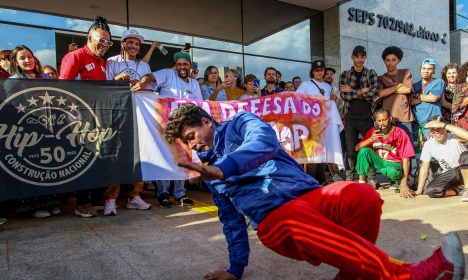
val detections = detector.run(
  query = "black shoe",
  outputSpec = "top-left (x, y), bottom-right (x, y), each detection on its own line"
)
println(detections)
top-left (176, 196), bottom-right (194, 206)
top-left (157, 193), bottom-right (172, 208)
top-left (368, 179), bottom-right (380, 190)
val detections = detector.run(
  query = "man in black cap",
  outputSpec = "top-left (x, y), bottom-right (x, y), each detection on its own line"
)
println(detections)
top-left (296, 60), bottom-right (333, 98)
top-left (296, 60), bottom-right (339, 184)
top-left (339, 45), bottom-right (379, 184)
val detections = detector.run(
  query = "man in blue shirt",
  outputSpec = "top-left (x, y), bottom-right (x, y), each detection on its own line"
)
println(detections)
top-left (164, 104), bottom-right (465, 280)
top-left (412, 58), bottom-right (445, 140)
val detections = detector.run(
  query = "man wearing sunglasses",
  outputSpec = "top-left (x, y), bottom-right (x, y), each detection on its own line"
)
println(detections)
top-left (58, 16), bottom-right (113, 218)
top-left (59, 16), bottom-right (112, 80)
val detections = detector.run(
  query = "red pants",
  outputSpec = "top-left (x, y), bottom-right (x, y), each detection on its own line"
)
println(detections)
top-left (257, 182), bottom-right (411, 280)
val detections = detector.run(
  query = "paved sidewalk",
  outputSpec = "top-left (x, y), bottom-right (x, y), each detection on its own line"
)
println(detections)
top-left (0, 188), bottom-right (467, 280)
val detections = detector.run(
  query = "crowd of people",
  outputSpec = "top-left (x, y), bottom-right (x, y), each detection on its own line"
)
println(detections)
top-left (0, 15), bottom-right (466, 280)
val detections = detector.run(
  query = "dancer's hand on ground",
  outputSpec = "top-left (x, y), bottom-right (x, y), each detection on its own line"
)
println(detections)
top-left (400, 183), bottom-right (415, 199)
top-left (204, 270), bottom-right (238, 280)
top-left (178, 163), bottom-right (224, 181)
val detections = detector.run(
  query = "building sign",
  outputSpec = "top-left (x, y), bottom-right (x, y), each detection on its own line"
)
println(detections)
top-left (347, 7), bottom-right (448, 44)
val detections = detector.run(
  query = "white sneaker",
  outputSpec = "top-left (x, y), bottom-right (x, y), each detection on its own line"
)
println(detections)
top-left (104, 199), bottom-right (117, 216)
top-left (32, 210), bottom-right (51, 218)
top-left (127, 196), bottom-right (151, 210)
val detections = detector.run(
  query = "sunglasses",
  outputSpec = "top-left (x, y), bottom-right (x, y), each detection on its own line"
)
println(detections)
top-left (92, 35), bottom-right (113, 47)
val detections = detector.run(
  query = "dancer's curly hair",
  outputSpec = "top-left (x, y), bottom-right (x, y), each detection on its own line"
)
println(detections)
top-left (163, 104), bottom-right (212, 144)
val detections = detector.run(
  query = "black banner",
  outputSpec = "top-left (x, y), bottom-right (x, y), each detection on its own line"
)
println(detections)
top-left (0, 79), bottom-right (141, 201)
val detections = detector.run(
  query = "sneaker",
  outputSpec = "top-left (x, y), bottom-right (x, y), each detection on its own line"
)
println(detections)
top-left (74, 203), bottom-right (97, 218)
top-left (408, 232), bottom-right (465, 280)
top-left (127, 196), bottom-right (151, 210)
top-left (176, 196), bottom-right (194, 206)
top-left (49, 207), bottom-right (61, 215)
top-left (0, 217), bottom-right (7, 226)
top-left (32, 210), bottom-right (51, 218)
top-left (460, 189), bottom-right (468, 202)
top-left (158, 194), bottom-right (172, 208)
top-left (104, 199), bottom-right (117, 216)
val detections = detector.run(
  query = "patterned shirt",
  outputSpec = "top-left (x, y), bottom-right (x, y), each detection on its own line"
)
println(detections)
top-left (339, 66), bottom-right (379, 102)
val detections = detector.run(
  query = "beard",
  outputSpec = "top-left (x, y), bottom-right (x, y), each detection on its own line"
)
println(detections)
top-left (381, 125), bottom-right (392, 134)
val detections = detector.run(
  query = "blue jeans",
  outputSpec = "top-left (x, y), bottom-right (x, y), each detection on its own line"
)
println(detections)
top-left (156, 180), bottom-right (186, 199)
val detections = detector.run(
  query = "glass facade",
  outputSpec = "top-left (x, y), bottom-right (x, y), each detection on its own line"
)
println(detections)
top-left (450, 0), bottom-right (468, 30)
top-left (0, 7), bottom-right (315, 83)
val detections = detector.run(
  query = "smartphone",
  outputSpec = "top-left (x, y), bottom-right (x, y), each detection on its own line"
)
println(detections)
top-left (253, 79), bottom-right (260, 88)
top-left (374, 123), bottom-right (382, 134)
top-left (192, 62), bottom-right (198, 70)
top-left (183, 43), bottom-right (191, 51)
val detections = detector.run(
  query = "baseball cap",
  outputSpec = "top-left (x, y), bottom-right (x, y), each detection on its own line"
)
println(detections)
top-left (311, 60), bottom-right (325, 71)
top-left (173, 52), bottom-right (192, 63)
top-left (352, 45), bottom-right (367, 56)
top-left (121, 29), bottom-right (144, 42)
top-left (421, 57), bottom-right (437, 67)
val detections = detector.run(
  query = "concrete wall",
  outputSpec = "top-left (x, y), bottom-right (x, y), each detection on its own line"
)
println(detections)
top-left (324, 0), bottom-right (450, 82)
top-left (450, 29), bottom-right (468, 65)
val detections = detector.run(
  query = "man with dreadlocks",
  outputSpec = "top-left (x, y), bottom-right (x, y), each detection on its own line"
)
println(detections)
top-left (59, 16), bottom-right (112, 80)
top-left (102, 29), bottom-right (152, 216)
top-left (59, 16), bottom-right (112, 218)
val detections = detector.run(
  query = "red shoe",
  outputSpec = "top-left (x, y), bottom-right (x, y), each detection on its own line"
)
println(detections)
top-left (408, 233), bottom-right (465, 280)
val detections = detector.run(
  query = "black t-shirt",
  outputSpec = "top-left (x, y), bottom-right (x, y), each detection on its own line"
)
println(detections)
top-left (347, 70), bottom-right (372, 119)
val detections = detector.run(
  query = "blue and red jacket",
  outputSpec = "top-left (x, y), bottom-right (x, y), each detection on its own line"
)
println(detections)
top-left (198, 111), bottom-right (319, 278)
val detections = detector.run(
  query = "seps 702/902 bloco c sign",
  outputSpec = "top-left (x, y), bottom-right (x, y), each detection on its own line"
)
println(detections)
top-left (0, 87), bottom-right (116, 186)
top-left (348, 7), bottom-right (448, 44)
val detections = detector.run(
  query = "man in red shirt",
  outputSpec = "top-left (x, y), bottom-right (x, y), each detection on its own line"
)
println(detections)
top-left (58, 16), bottom-right (112, 218)
top-left (59, 16), bottom-right (112, 80)
top-left (355, 109), bottom-right (415, 198)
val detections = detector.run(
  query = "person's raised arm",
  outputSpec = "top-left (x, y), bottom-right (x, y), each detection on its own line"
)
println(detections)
top-left (425, 119), bottom-right (468, 141)
top-left (142, 41), bottom-right (158, 64)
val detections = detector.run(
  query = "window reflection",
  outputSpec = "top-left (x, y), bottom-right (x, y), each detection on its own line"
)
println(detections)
top-left (244, 20), bottom-right (311, 62)
top-left (0, 23), bottom-right (56, 67)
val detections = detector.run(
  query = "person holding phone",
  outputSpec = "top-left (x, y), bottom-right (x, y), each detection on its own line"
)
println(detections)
top-left (355, 109), bottom-right (415, 197)
top-left (200, 65), bottom-right (227, 101)
top-left (237, 74), bottom-right (260, 100)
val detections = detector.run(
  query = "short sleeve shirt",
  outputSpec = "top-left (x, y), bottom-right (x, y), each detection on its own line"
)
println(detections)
top-left (59, 46), bottom-right (106, 80)
top-left (378, 69), bottom-right (414, 122)
top-left (420, 134), bottom-right (467, 172)
top-left (153, 69), bottom-right (202, 100)
top-left (360, 126), bottom-right (415, 163)
top-left (296, 80), bottom-right (332, 98)
top-left (412, 79), bottom-right (444, 127)
top-left (106, 55), bottom-right (152, 81)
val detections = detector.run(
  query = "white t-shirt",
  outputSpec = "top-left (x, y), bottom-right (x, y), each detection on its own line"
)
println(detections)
top-left (296, 79), bottom-right (332, 98)
top-left (153, 69), bottom-right (202, 100)
top-left (420, 134), bottom-right (467, 172)
top-left (106, 55), bottom-right (152, 81)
